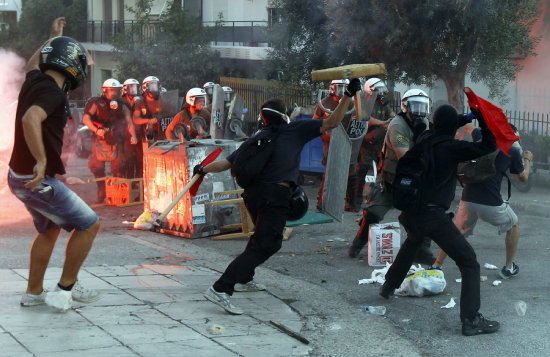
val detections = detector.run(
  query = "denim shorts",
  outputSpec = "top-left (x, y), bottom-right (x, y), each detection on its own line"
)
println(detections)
top-left (455, 199), bottom-right (518, 236)
top-left (8, 169), bottom-right (98, 233)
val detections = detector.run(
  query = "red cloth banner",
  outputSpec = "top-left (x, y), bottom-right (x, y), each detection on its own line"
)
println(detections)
top-left (464, 87), bottom-right (519, 156)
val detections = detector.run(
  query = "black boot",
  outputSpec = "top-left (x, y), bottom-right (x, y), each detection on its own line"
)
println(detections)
top-left (413, 237), bottom-right (436, 265)
top-left (348, 210), bottom-right (380, 258)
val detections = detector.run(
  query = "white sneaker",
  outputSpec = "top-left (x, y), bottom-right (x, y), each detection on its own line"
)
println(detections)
top-left (68, 281), bottom-right (102, 303)
top-left (20, 290), bottom-right (47, 306)
top-left (45, 290), bottom-right (72, 311)
top-left (204, 286), bottom-right (243, 315)
top-left (234, 281), bottom-right (266, 292)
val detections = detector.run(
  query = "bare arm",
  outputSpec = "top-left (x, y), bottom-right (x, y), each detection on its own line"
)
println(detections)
top-left (517, 150), bottom-right (533, 182)
top-left (319, 95), bottom-right (352, 133)
top-left (203, 159), bottom-right (231, 173)
top-left (123, 106), bottom-right (137, 144)
top-left (25, 17), bottom-right (65, 73)
top-left (21, 106), bottom-right (48, 190)
top-left (81, 103), bottom-right (106, 139)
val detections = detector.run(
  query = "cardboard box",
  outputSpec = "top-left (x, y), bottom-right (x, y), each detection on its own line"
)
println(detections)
top-left (368, 222), bottom-right (400, 266)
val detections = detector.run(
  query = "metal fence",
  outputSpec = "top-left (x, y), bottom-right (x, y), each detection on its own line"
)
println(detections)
top-left (505, 110), bottom-right (550, 136)
top-left (220, 77), bottom-right (314, 128)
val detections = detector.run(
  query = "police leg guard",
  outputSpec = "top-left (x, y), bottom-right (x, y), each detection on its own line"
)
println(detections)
top-left (348, 210), bottom-right (380, 258)
top-left (95, 181), bottom-right (106, 204)
top-left (345, 173), bottom-right (358, 212)
top-left (413, 237), bottom-right (436, 265)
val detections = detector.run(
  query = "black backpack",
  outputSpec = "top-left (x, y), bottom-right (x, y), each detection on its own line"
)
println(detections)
top-left (392, 135), bottom-right (448, 212)
top-left (457, 149), bottom-right (499, 184)
top-left (230, 126), bottom-right (281, 189)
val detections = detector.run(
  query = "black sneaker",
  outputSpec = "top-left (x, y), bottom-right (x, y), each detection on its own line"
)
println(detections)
top-left (462, 313), bottom-right (500, 336)
top-left (499, 263), bottom-right (519, 279)
top-left (379, 283), bottom-right (395, 299)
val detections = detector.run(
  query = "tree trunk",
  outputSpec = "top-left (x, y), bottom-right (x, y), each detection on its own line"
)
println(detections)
top-left (441, 75), bottom-right (464, 111)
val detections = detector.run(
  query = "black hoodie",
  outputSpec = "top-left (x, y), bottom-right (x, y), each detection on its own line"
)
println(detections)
top-left (423, 105), bottom-right (497, 209)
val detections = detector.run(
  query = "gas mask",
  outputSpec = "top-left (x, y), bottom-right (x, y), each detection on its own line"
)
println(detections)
top-left (377, 94), bottom-right (388, 107)
top-left (144, 81), bottom-right (160, 100)
top-left (262, 107), bottom-right (290, 125)
top-left (109, 100), bottom-right (119, 110)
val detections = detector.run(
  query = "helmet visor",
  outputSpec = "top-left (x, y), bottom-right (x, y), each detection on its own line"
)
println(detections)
top-left (331, 84), bottom-right (346, 98)
top-left (145, 81), bottom-right (159, 93)
top-left (407, 98), bottom-right (430, 117)
top-left (373, 82), bottom-right (388, 95)
top-left (125, 84), bottom-right (138, 96)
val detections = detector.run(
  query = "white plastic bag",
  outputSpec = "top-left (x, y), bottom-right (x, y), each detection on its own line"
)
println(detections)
top-left (133, 210), bottom-right (160, 230)
top-left (395, 269), bottom-right (446, 297)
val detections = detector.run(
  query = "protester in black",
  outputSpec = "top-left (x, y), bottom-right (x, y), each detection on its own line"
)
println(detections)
top-left (380, 104), bottom-right (500, 336)
top-left (197, 79), bottom-right (362, 314)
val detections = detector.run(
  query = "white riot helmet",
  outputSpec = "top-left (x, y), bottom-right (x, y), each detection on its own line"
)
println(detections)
top-left (122, 78), bottom-right (139, 97)
top-left (364, 78), bottom-right (388, 96)
top-left (203, 82), bottom-right (215, 97)
top-left (401, 88), bottom-right (430, 118)
top-left (102, 78), bottom-right (122, 101)
top-left (222, 86), bottom-right (233, 102)
top-left (142, 76), bottom-right (160, 100)
top-left (330, 79), bottom-right (349, 98)
top-left (186, 88), bottom-right (207, 108)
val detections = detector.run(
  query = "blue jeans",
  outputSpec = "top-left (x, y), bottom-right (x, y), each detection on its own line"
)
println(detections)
top-left (8, 170), bottom-right (98, 233)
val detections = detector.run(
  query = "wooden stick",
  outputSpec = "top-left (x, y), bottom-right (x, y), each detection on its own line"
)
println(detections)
top-left (270, 320), bottom-right (310, 345)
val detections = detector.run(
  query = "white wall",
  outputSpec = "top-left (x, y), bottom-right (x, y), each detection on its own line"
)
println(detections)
top-left (202, 0), bottom-right (269, 23)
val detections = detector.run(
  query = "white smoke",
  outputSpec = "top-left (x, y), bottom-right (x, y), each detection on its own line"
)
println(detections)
top-left (0, 48), bottom-right (25, 187)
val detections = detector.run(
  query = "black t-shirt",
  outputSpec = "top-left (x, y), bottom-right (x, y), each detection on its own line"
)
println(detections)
top-left (9, 70), bottom-right (67, 176)
top-left (227, 120), bottom-right (322, 185)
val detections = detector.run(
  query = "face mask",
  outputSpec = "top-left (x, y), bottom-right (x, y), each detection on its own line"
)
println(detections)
top-left (262, 107), bottom-right (290, 124)
top-left (110, 100), bottom-right (119, 110)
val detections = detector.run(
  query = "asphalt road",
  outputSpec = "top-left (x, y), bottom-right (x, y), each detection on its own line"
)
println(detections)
top-left (1, 157), bottom-right (549, 356)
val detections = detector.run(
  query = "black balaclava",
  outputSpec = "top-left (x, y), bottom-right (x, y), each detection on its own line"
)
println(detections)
top-left (433, 104), bottom-right (458, 136)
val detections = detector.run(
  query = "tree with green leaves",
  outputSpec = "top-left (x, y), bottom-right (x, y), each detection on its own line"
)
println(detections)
top-left (0, 0), bottom-right (86, 59)
top-left (112, 0), bottom-right (222, 92)
top-left (327, 0), bottom-right (541, 108)
top-left (265, 0), bottom-right (344, 84)
top-left (266, 1), bottom-right (540, 108)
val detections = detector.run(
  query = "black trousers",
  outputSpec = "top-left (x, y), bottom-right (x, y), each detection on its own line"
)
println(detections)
top-left (384, 207), bottom-right (480, 322)
top-left (213, 183), bottom-right (290, 295)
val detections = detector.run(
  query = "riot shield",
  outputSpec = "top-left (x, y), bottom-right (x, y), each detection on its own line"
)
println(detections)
top-left (224, 94), bottom-right (246, 139)
top-left (209, 84), bottom-right (225, 139)
top-left (157, 89), bottom-right (179, 140)
top-left (322, 125), bottom-right (351, 221)
top-left (321, 89), bottom-right (378, 220)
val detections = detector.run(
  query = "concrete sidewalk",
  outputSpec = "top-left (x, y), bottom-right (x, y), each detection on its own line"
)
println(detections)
top-left (0, 265), bottom-right (309, 356)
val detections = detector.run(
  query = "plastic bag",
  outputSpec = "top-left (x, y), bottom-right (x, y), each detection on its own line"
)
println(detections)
top-left (395, 269), bottom-right (446, 297)
top-left (133, 210), bottom-right (160, 230)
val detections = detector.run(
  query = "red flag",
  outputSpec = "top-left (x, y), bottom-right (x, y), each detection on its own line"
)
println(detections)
top-left (189, 147), bottom-right (222, 196)
top-left (464, 87), bottom-right (519, 156)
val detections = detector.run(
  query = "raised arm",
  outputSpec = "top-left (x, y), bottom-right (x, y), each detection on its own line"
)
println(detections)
top-left (25, 17), bottom-right (66, 73)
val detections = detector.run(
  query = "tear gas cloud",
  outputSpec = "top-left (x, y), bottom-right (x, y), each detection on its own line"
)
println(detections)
top-left (0, 49), bottom-right (24, 184)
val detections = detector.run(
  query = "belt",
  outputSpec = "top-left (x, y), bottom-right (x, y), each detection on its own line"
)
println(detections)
top-left (9, 168), bottom-right (34, 179)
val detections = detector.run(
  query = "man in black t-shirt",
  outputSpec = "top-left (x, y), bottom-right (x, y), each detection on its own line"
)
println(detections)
top-left (8, 18), bottom-right (101, 311)
top-left (195, 78), bottom-right (362, 315)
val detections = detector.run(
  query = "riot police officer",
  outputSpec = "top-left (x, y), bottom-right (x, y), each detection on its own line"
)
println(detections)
top-left (82, 78), bottom-right (137, 203)
top-left (165, 88), bottom-right (212, 140)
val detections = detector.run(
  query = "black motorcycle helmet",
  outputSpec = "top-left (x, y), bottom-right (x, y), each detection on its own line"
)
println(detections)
top-left (39, 36), bottom-right (87, 91)
top-left (287, 185), bottom-right (309, 221)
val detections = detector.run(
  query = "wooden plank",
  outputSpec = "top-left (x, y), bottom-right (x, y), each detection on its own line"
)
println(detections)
top-left (212, 232), bottom-right (254, 240)
top-left (204, 198), bottom-right (243, 206)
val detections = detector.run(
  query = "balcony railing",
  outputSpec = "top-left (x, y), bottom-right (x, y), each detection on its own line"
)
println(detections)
top-left (203, 21), bottom-right (270, 47)
top-left (74, 20), bottom-right (271, 47)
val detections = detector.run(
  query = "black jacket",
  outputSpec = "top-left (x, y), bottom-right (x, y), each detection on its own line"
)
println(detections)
top-left (424, 127), bottom-right (497, 209)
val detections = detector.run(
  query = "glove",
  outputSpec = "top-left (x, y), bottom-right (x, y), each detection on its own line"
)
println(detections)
top-left (457, 112), bottom-right (475, 127)
top-left (471, 108), bottom-right (488, 129)
top-left (344, 78), bottom-right (362, 97)
top-left (193, 164), bottom-right (205, 176)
